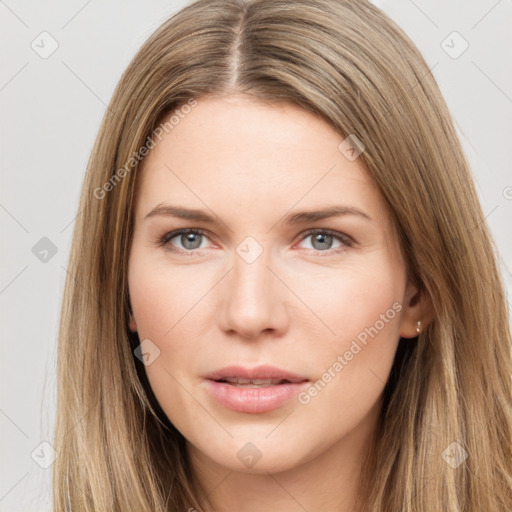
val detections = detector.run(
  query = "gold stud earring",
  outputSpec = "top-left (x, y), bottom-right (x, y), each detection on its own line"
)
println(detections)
top-left (416, 320), bottom-right (422, 334)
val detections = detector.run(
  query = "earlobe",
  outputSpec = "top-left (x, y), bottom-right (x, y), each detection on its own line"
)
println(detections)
top-left (399, 280), bottom-right (433, 339)
top-left (128, 314), bottom-right (138, 332)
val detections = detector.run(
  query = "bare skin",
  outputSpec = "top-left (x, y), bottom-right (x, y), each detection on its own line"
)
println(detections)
top-left (127, 94), bottom-right (428, 512)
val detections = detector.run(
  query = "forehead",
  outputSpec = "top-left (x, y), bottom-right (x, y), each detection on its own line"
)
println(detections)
top-left (134, 95), bottom-right (386, 228)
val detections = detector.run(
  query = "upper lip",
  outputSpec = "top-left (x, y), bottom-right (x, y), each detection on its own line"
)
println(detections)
top-left (205, 365), bottom-right (308, 383)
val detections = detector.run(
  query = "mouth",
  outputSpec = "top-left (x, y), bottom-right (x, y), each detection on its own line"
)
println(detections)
top-left (204, 365), bottom-right (309, 413)
top-left (205, 364), bottom-right (308, 383)
top-left (213, 377), bottom-right (304, 388)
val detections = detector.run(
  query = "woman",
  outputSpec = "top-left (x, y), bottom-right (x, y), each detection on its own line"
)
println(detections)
top-left (53, 0), bottom-right (512, 510)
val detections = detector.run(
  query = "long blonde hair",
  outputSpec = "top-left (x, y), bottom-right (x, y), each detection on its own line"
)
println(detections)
top-left (53, 0), bottom-right (512, 510)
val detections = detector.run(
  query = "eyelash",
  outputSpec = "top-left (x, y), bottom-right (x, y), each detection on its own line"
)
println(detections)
top-left (156, 228), bottom-right (354, 257)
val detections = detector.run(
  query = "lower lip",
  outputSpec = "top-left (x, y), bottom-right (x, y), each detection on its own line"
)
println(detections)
top-left (205, 380), bottom-right (309, 413)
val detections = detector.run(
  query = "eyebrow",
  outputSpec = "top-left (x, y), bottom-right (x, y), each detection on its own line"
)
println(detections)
top-left (144, 203), bottom-right (373, 224)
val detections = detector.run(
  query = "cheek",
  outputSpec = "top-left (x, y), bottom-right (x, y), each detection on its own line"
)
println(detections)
top-left (128, 251), bottom-right (210, 340)
top-left (128, 254), bottom-right (211, 427)
top-left (290, 263), bottom-right (404, 413)
top-left (293, 261), bottom-right (403, 346)
top-left (127, 249), bottom-right (222, 382)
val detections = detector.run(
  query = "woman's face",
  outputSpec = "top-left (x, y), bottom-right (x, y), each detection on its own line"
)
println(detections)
top-left (128, 94), bottom-right (421, 475)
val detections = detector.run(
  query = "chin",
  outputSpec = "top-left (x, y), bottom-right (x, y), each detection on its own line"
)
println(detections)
top-left (193, 434), bottom-right (315, 476)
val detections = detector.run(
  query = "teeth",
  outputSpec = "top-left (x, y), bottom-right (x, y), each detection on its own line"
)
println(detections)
top-left (239, 378), bottom-right (276, 385)
top-left (220, 378), bottom-right (286, 387)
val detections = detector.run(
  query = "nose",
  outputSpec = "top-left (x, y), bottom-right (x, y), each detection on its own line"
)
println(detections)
top-left (217, 244), bottom-right (290, 340)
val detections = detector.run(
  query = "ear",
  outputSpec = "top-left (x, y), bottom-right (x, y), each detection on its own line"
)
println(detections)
top-left (128, 314), bottom-right (138, 332)
top-left (399, 278), bottom-right (433, 338)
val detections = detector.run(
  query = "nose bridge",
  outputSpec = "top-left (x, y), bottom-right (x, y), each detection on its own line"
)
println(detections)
top-left (231, 238), bottom-right (274, 314)
top-left (219, 235), bottom-right (287, 338)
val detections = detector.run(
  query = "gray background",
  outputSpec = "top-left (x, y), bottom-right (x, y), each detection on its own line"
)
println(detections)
top-left (1, 0), bottom-right (511, 510)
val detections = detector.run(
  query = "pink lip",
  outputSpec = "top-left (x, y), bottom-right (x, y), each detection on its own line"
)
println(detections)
top-left (204, 365), bottom-right (309, 414)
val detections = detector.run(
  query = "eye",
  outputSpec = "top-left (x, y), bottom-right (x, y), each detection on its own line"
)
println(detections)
top-left (158, 228), bottom-right (211, 253)
top-left (296, 229), bottom-right (353, 254)
top-left (156, 228), bottom-right (353, 255)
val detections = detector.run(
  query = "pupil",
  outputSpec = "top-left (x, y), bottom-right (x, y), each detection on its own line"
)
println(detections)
top-left (313, 233), bottom-right (332, 250)
top-left (182, 233), bottom-right (201, 249)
